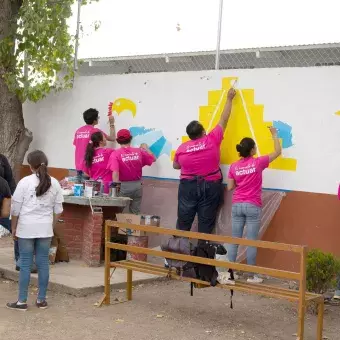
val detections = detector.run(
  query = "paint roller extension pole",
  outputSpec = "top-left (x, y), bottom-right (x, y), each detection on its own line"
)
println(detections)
top-left (74, 0), bottom-right (82, 72)
top-left (215, 0), bottom-right (224, 70)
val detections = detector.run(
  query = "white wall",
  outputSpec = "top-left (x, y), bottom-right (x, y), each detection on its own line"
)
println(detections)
top-left (23, 67), bottom-right (340, 195)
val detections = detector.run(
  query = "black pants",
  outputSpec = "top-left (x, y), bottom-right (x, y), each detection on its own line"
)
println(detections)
top-left (176, 179), bottom-right (223, 234)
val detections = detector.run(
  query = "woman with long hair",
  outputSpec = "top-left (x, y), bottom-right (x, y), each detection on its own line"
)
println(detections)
top-left (107, 129), bottom-right (155, 214)
top-left (6, 150), bottom-right (63, 311)
top-left (84, 131), bottom-right (114, 193)
top-left (227, 127), bottom-right (281, 284)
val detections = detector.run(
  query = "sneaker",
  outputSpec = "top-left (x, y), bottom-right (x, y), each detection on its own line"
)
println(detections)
top-left (36, 300), bottom-right (48, 309)
top-left (247, 276), bottom-right (264, 284)
top-left (6, 301), bottom-right (28, 311)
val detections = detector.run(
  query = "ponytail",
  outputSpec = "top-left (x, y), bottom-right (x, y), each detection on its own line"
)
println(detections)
top-left (85, 131), bottom-right (104, 168)
top-left (36, 164), bottom-right (51, 196)
top-left (27, 150), bottom-right (51, 197)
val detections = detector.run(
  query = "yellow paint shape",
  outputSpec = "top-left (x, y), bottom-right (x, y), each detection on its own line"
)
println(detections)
top-left (172, 77), bottom-right (297, 171)
top-left (111, 98), bottom-right (137, 117)
top-left (335, 111), bottom-right (340, 116)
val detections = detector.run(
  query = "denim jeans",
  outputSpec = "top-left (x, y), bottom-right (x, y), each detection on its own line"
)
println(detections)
top-left (0, 217), bottom-right (19, 262)
top-left (176, 179), bottom-right (223, 234)
top-left (228, 203), bottom-right (262, 266)
top-left (18, 237), bottom-right (51, 302)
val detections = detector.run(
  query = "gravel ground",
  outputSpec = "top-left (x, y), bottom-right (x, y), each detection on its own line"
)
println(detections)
top-left (0, 278), bottom-right (339, 340)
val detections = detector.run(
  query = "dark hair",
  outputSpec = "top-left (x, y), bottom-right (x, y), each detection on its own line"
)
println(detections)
top-left (85, 131), bottom-right (104, 168)
top-left (117, 136), bottom-right (132, 145)
top-left (236, 138), bottom-right (256, 158)
top-left (27, 150), bottom-right (51, 197)
top-left (186, 120), bottom-right (205, 140)
top-left (83, 108), bottom-right (99, 125)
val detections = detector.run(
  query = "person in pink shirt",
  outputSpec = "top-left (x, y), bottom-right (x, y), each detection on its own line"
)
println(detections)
top-left (173, 88), bottom-right (236, 234)
top-left (73, 108), bottom-right (116, 182)
top-left (84, 132), bottom-right (114, 193)
top-left (107, 129), bottom-right (155, 214)
top-left (227, 127), bottom-right (281, 283)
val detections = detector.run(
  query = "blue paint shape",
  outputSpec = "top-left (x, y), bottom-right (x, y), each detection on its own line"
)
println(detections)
top-left (132, 130), bottom-right (163, 147)
top-left (129, 126), bottom-right (172, 158)
top-left (273, 121), bottom-right (293, 149)
top-left (129, 126), bottom-right (154, 137)
top-left (149, 136), bottom-right (166, 158)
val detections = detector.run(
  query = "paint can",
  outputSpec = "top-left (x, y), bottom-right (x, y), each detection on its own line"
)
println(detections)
top-left (109, 182), bottom-right (121, 198)
top-left (142, 215), bottom-right (161, 227)
top-left (126, 236), bottom-right (148, 262)
top-left (84, 180), bottom-right (101, 197)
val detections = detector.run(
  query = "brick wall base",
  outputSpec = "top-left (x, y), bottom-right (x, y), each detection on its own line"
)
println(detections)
top-left (57, 203), bottom-right (122, 267)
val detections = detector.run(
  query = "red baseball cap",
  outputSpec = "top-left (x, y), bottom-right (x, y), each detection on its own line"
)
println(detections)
top-left (117, 129), bottom-right (132, 141)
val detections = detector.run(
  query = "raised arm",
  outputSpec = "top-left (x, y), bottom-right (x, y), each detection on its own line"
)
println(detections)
top-left (106, 115), bottom-right (116, 142)
top-left (218, 88), bottom-right (236, 131)
top-left (268, 127), bottom-right (282, 163)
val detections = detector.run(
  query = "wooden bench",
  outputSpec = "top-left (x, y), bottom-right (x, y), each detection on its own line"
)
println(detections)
top-left (102, 221), bottom-right (324, 340)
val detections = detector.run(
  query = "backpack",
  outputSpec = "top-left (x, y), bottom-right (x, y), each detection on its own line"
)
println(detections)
top-left (161, 236), bottom-right (196, 278)
top-left (194, 241), bottom-right (234, 308)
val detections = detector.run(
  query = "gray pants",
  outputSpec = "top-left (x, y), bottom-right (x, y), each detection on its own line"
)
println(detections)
top-left (119, 181), bottom-right (143, 215)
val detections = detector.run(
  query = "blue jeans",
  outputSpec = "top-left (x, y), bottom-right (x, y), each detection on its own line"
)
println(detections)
top-left (0, 217), bottom-right (19, 262)
top-left (18, 238), bottom-right (51, 302)
top-left (228, 203), bottom-right (262, 266)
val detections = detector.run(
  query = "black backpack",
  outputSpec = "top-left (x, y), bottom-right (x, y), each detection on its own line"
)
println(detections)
top-left (161, 237), bottom-right (234, 308)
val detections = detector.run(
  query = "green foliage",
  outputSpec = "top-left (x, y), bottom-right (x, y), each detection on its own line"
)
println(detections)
top-left (306, 248), bottom-right (340, 294)
top-left (0, 0), bottom-right (99, 103)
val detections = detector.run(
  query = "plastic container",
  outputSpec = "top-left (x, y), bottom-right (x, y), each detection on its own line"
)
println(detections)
top-left (127, 236), bottom-right (149, 262)
top-left (73, 184), bottom-right (83, 197)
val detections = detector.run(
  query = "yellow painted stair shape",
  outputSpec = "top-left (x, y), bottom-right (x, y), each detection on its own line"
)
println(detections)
top-left (172, 77), bottom-right (297, 171)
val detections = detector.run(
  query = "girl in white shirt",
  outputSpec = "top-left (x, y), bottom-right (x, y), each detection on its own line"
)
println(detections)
top-left (6, 150), bottom-right (63, 311)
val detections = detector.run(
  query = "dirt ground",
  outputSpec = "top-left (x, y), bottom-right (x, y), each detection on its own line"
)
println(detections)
top-left (0, 277), bottom-right (339, 340)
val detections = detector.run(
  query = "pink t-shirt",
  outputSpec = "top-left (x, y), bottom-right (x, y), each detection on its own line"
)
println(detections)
top-left (107, 147), bottom-right (155, 182)
top-left (73, 125), bottom-right (108, 171)
top-left (84, 148), bottom-right (114, 193)
top-left (174, 125), bottom-right (224, 181)
top-left (228, 156), bottom-right (270, 207)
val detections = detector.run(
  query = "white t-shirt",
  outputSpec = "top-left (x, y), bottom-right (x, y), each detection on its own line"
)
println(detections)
top-left (12, 174), bottom-right (64, 238)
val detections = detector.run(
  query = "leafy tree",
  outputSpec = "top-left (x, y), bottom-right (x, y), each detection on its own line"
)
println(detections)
top-left (0, 0), bottom-right (97, 179)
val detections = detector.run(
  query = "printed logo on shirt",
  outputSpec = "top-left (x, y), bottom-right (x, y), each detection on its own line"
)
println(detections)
top-left (235, 162), bottom-right (256, 176)
top-left (121, 152), bottom-right (140, 162)
top-left (186, 142), bottom-right (206, 153)
top-left (76, 130), bottom-right (92, 139)
top-left (92, 154), bottom-right (104, 164)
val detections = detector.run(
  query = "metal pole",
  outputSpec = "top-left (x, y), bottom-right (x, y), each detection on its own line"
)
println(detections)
top-left (74, 0), bottom-right (82, 71)
top-left (215, 0), bottom-right (224, 70)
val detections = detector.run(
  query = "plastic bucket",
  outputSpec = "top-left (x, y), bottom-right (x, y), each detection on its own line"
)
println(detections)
top-left (126, 235), bottom-right (148, 262)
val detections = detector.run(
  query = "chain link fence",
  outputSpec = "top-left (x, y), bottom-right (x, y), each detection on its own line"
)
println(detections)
top-left (80, 44), bottom-right (340, 76)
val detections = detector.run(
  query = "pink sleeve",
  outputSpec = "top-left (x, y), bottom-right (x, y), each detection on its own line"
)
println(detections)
top-left (208, 125), bottom-right (224, 146)
top-left (338, 184), bottom-right (340, 200)
top-left (107, 152), bottom-right (119, 172)
top-left (73, 132), bottom-right (76, 146)
top-left (95, 128), bottom-right (108, 139)
top-left (258, 155), bottom-right (270, 171)
top-left (227, 165), bottom-right (235, 179)
top-left (141, 149), bottom-right (155, 167)
top-left (104, 148), bottom-right (114, 157)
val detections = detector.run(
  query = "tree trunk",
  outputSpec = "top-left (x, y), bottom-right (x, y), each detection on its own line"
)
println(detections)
top-left (0, 0), bottom-right (32, 182)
